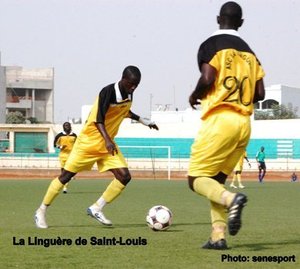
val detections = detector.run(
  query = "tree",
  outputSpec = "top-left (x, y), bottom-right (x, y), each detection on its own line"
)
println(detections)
top-left (254, 103), bottom-right (298, 120)
top-left (6, 111), bottom-right (26, 124)
top-left (27, 117), bottom-right (39, 124)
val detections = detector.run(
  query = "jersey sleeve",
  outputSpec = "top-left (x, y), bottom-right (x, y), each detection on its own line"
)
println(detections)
top-left (254, 58), bottom-right (265, 81)
top-left (197, 41), bottom-right (216, 70)
top-left (96, 87), bottom-right (115, 123)
top-left (53, 133), bottom-right (63, 147)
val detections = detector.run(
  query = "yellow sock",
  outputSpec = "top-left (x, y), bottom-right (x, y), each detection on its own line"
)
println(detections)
top-left (193, 177), bottom-right (227, 205)
top-left (210, 201), bottom-right (227, 241)
top-left (211, 222), bottom-right (226, 242)
top-left (42, 177), bottom-right (64, 206)
top-left (102, 179), bottom-right (125, 203)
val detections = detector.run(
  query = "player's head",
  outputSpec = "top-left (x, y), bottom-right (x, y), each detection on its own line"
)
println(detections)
top-left (120, 65), bottom-right (141, 94)
top-left (261, 146), bottom-right (265, 152)
top-left (217, 1), bottom-right (243, 30)
top-left (63, 122), bottom-right (71, 134)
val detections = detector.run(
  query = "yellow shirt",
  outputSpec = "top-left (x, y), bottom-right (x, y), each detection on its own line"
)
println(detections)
top-left (76, 96), bottom-right (131, 154)
top-left (198, 30), bottom-right (265, 119)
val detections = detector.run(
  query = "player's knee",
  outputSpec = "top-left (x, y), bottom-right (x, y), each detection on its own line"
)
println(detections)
top-left (188, 176), bottom-right (195, 191)
top-left (59, 169), bottom-right (76, 184)
top-left (212, 172), bottom-right (227, 184)
top-left (119, 172), bottom-right (132, 185)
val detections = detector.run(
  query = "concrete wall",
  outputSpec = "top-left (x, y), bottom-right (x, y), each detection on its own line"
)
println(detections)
top-left (0, 66), bottom-right (6, 124)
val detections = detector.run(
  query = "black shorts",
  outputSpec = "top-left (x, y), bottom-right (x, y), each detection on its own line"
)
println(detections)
top-left (258, 161), bottom-right (266, 170)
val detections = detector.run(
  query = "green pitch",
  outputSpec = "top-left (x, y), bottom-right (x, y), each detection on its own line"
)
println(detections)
top-left (0, 179), bottom-right (299, 269)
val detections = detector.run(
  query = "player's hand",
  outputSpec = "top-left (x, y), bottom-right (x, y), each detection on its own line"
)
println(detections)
top-left (105, 140), bottom-right (118, 156)
top-left (148, 123), bottom-right (159, 130)
top-left (189, 94), bottom-right (201, 109)
top-left (139, 117), bottom-right (159, 130)
top-left (248, 162), bottom-right (251, 168)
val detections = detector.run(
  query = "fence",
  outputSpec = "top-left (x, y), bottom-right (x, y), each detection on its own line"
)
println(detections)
top-left (1, 151), bottom-right (300, 180)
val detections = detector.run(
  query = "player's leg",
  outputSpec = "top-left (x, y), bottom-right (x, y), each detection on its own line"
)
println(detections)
top-left (34, 169), bottom-right (76, 228)
top-left (87, 168), bottom-right (130, 226)
top-left (34, 145), bottom-right (91, 229)
top-left (260, 163), bottom-right (266, 181)
top-left (236, 171), bottom-right (244, 188)
top-left (202, 201), bottom-right (227, 250)
top-left (87, 151), bottom-right (129, 226)
top-left (59, 166), bottom-right (69, 193)
top-left (60, 157), bottom-right (72, 193)
top-left (188, 111), bottom-right (249, 248)
top-left (230, 171), bottom-right (238, 188)
top-left (258, 163), bottom-right (262, 182)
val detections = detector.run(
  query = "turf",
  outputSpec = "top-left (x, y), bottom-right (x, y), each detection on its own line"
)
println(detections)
top-left (0, 179), bottom-right (299, 269)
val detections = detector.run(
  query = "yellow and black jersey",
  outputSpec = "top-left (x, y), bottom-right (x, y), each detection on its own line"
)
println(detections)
top-left (76, 83), bottom-right (132, 154)
top-left (198, 29), bottom-right (265, 119)
top-left (54, 132), bottom-right (77, 156)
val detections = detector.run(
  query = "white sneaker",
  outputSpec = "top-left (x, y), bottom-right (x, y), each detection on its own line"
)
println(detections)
top-left (87, 207), bottom-right (112, 226)
top-left (239, 185), bottom-right (245, 189)
top-left (63, 188), bottom-right (68, 194)
top-left (230, 183), bottom-right (237, 189)
top-left (34, 209), bottom-right (48, 229)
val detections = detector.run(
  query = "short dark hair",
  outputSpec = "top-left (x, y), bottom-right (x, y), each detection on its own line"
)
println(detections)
top-left (122, 65), bottom-right (141, 80)
top-left (220, 1), bottom-right (242, 20)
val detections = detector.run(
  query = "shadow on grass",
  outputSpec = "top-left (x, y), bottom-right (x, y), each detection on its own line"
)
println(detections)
top-left (233, 239), bottom-right (300, 251)
top-left (51, 222), bottom-right (209, 231)
top-left (61, 191), bottom-right (101, 195)
top-left (172, 222), bottom-right (210, 227)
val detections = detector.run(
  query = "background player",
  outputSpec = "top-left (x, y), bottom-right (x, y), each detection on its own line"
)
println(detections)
top-left (35, 65), bottom-right (158, 229)
top-left (230, 150), bottom-right (251, 189)
top-left (187, 2), bottom-right (265, 250)
top-left (53, 122), bottom-right (77, 193)
top-left (256, 146), bottom-right (266, 182)
top-left (290, 172), bottom-right (298, 182)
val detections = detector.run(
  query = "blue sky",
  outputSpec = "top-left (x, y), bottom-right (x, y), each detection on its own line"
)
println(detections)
top-left (1, 0), bottom-right (300, 122)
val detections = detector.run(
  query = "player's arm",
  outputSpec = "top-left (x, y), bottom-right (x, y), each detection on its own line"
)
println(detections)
top-left (53, 133), bottom-right (65, 150)
top-left (189, 63), bottom-right (216, 109)
top-left (95, 87), bottom-right (118, 155)
top-left (95, 123), bottom-right (118, 155)
top-left (53, 134), bottom-right (59, 148)
top-left (244, 156), bottom-right (251, 168)
top-left (255, 152), bottom-right (260, 164)
top-left (127, 110), bottom-right (159, 130)
top-left (253, 79), bottom-right (265, 103)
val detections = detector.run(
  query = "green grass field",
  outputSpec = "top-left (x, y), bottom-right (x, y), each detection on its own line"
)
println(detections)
top-left (0, 179), bottom-right (299, 269)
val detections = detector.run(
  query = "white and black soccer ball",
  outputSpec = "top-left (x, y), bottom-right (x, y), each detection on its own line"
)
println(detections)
top-left (146, 205), bottom-right (173, 231)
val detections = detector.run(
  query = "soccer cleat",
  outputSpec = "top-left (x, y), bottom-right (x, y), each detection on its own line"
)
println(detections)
top-left (63, 188), bottom-right (68, 194)
top-left (34, 209), bottom-right (48, 229)
top-left (230, 183), bottom-right (237, 189)
top-left (228, 193), bottom-right (247, 236)
top-left (87, 207), bottom-right (112, 226)
top-left (239, 184), bottom-right (245, 189)
top-left (202, 238), bottom-right (228, 250)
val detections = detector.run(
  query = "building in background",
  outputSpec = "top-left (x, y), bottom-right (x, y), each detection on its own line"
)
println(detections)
top-left (255, 84), bottom-right (300, 115)
top-left (0, 64), bottom-right (54, 124)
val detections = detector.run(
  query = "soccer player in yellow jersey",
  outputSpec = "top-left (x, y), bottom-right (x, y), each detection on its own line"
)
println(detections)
top-left (35, 66), bottom-right (158, 228)
top-left (53, 122), bottom-right (77, 193)
top-left (188, 2), bottom-right (265, 250)
top-left (230, 150), bottom-right (251, 189)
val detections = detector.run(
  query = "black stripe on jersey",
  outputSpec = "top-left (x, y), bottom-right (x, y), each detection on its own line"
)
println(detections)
top-left (53, 132), bottom-right (77, 147)
top-left (96, 83), bottom-right (132, 123)
top-left (198, 34), bottom-right (255, 68)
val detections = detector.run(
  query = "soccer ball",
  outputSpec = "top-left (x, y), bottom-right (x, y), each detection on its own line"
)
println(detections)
top-left (146, 205), bottom-right (173, 231)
